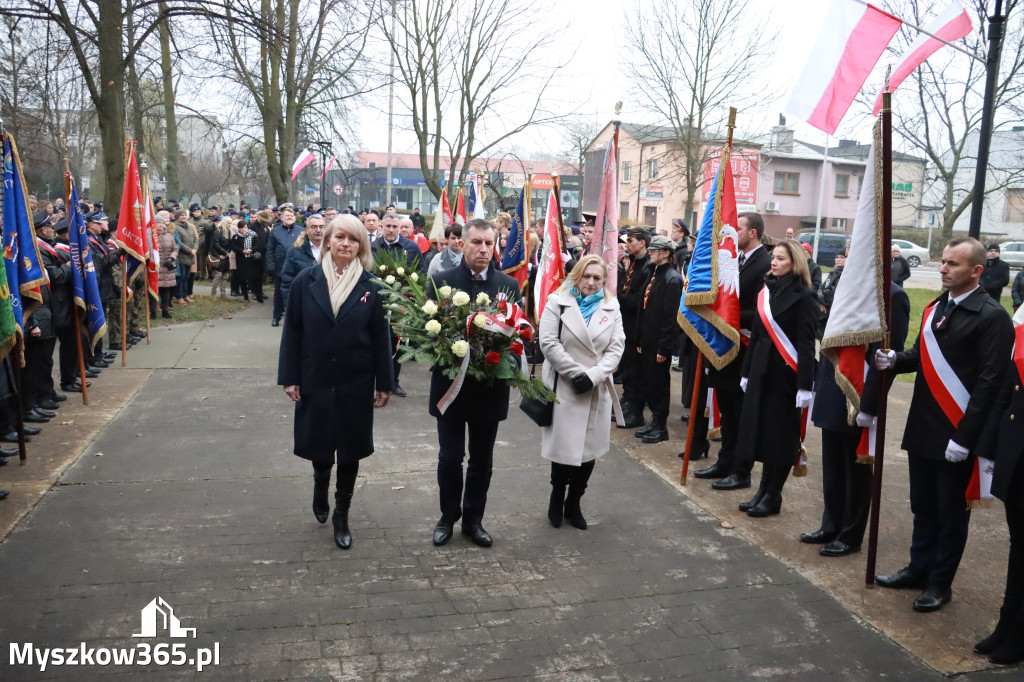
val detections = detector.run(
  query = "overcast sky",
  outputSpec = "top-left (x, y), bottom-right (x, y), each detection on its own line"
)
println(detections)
top-left (349, 0), bottom-right (921, 160)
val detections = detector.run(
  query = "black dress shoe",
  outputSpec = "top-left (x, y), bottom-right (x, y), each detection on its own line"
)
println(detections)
top-left (432, 517), bottom-right (455, 546)
top-left (634, 425), bottom-right (655, 438)
top-left (83, 369), bottom-right (100, 378)
top-left (24, 409), bottom-right (52, 423)
top-left (108, 343), bottom-right (125, 351)
top-left (52, 393), bottom-right (67, 402)
top-left (92, 359), bottom-right (111, 368)
top-left (461, 523), bottom-right (493, 547)
top-left (271, 319), bottom-right (280, 327)
top-left (820, 540), bottom-right (861, 557)
top-left (392, 384), bottom-right (407, 398)
top-left (0, 446), bottom-right (17, 457)
top-left (38, 400), bottom-right (60, 411)
top-left (693, 462), bottom-right (729, 480)
top-left (876, 567), bottom-right (927, 590)
top-left (989, 631), bottom-right (1024, 665)
top-left (712, 474), bottom-right (751, 490)
top-left (102, 351), bottom-right (117, 359)
top-left (913, 586), bottom-right (952, 612)
top-left (641, 427), bottom-right (669, 444)
top-left (31, 406), bottom-right (56, 417)
top-left (799, 529), bottom-right (836, 544)
top-left (22, 426), bottom-right (41, 436)
top-left (1, 432), bottom-right (28, 443)
top-left (61, 383), bottom-right (83, 393)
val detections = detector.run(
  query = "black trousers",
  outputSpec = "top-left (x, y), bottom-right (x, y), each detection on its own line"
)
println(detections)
top-left (240, 276), bottom-right (264, 302)
top-left (55, 326), bottom-right (78, 386)
top-left (23, 337), bottom-right (55, 409)
top-left (390, 326), bottom-right (401, 387)
top-left (707, 388), bottom-right (744, 473)
top-left (620, 339), bottom-right (644, 406)
top-left (436, 418), bottom-right (500, 525)
top-left (159, 287), bottom-right (173, 313)
top-left (640, 349), bottom-right (670, 421)
top-left (819, 428), bottom-right (873, 546)
top-left (1002, 502), bottom-right (1024, 621)
top-left (272, 276), bottom-right (286, 322)
top-left (907, 453), bottom-right (974, 589)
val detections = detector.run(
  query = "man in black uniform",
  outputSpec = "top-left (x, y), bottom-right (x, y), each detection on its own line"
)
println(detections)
top-left (85, 211), bottom-right (121, 367)
top-left (428, 219), bottom-right (521, 548)
top-left (875, 237), bottom-right (1014, 612)
top-left (695, 212), bottom-right (772, 489)
top-left (616, 227), bottom-right (653, 428)
top-left (35, 213), bottom-right (88, 393)
top-left (634, 235), bottom-right (684, 444)
top-left (981, 243), bottom-right (1010, 302)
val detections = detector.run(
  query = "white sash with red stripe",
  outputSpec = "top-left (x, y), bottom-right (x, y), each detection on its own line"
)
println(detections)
top-left (920, 300), bottom-right (969, 426)
top-left (756, 286), bottom-right (798, 373)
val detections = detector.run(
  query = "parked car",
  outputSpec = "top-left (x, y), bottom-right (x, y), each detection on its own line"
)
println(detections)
top-left (797, 232), bottom-right (850, 267)
top-left (999, 241), bottom-right (1024, 268)
top-left (891, 239), bottom-right (931, 267)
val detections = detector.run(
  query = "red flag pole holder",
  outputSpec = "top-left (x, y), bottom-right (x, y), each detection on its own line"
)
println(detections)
top-left (865, 83), bottom-right (895, 586)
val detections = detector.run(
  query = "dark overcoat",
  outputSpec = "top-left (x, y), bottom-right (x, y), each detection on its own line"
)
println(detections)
top-left (635, 263), bottom-right (684, 356)
top-left (277, 265), bottom-right (393, 465)
top-left (707, 244), bottom-right (771, 390)
top-left (893, 288), bottom-right (1013, 460)
top-left (280, 238), bottom-right (317, 304)
top-left (427, 260), bottom-right (521, 423)
top-left (737, 277), bottom-right (818, 467)
top-left (977, 334), bottom-right (1024, 509)
top-left (88, 235), bottom-right (121, 303)
top-left (616, 253), bottom-right (652, 342)
top-left (38, 240), bottom-right (74, 330)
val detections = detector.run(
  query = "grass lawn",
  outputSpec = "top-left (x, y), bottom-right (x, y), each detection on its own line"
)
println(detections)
top-left (157, 296), bottom-right (249, 325)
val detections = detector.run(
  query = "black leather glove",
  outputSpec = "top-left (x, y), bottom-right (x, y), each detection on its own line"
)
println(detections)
top-left (570, 372), bottom-right (593, 394)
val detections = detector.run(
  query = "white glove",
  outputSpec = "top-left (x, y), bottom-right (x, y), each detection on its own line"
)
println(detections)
top-left (739, 377), bottom-right (748, 392)
top-left (796, 389), bottom-right (814, 409)
top-left (944, 439), bottom-right (970, 463)
top-left (874, 348), bottom-right (896, 370)
top-left (855, 412), bottom-right (876, 428)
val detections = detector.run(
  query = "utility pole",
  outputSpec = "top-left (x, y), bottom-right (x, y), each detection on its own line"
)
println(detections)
top-left (386, 0), bottom-right (397, 206)
top-left (968, 0), bottom-right (1005, 240)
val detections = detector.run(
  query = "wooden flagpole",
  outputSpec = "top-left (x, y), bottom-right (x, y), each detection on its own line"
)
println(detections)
top-left (63, 134), bottom-right (89, 405)
top-left (121, 141), bottom-right (132, 368)
top-left (865, 78), bottom-right (895, 586)
top-left (681, 107), bottom-right (737, 485)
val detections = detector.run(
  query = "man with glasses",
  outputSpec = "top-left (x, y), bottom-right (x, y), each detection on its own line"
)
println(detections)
top-left (279, 214), bottom-right (326, 306)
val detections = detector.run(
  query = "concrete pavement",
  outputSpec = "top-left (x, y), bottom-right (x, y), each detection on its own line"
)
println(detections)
top-left (0, 297), bottom-right (1018, 680)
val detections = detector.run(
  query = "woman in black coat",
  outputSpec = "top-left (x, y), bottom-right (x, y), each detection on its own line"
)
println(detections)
top-left (277, 214), bottom-right (393, 550)
top-left (229, 219), bottom-right (265, 302)
top-left (974, 324), bottom-right (1024, 664)
top-left (737, 239), bottom-right (819, 517)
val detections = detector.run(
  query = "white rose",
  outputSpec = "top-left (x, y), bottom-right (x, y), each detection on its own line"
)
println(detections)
top-left (385, 275), bottom-right (396, 284)
top-left (452, 291), bottom-right (471, 306)
top-left (425, 320), bottom-right (442, 334)
top-left (379, 264), bottom-right (388, 272)
top-left (451, 340), bottom-right (470, 357)
top-left (475, 292), bottom-right (490, 306)
top-left (421, 300), bottom-right (438, 315)
top-left (396, 267), bottom-right (405, 276)
top-left (410, 273), bottom-right (419, 282)
top-left (473, 314), bottom-right (487, 328)
top-left (438, 285), bottom-right (452, 298)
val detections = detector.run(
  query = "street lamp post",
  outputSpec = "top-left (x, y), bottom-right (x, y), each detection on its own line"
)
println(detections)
top-left (311, 140), bottom-right (333, 211)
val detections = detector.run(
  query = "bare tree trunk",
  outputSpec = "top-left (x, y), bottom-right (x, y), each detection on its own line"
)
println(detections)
top-left (97, 0), bottom-right (126, 214)
top-left (125, 11), bottom-right (147, 160)
top-left (160, 2), bottom-right (180, 200)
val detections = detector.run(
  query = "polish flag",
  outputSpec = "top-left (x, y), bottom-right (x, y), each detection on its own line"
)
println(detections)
top-left (318, 153), bottom-right (338, 180)
top-left (872, 3), bottom-right (973, 115)
top-left (290, 148), bottom-right (315, 180)
top-left (787, 0), bottom-right (902, 135)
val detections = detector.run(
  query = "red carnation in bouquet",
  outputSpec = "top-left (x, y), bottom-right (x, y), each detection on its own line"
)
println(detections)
top-left (510, 341), bottom-right (524, 356)
top-left (485, 351), bottom-right (501, 366)
top-left (518, 326), bottom-right (532, 342)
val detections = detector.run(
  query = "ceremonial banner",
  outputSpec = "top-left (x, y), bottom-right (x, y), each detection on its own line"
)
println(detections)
top-left (500, 182), bottom-right (529, 289)
top-left (678, 146), bottom-right (741, 370)
top-left (821, 120), bottom-right (885, 419)
top-left (2, 134), bottom-right (45, 340)
top-left (117, 145), bottom-right (147, 288)
top-left (533, 190), bottom-right (565, 321)
top-left (467, 175), bottom-right (486, 219)
top-left (66, 180), bottom-right (107, 348)
top-left (787, 0), bottom-right (902, 134)
top-left (872, 3), bottom-right (972, 115)
top-left (142, 177), bottom-right (159, 301)
top-left (588, 130), bottom-right (619, 292)
top-left (454, 188), bottom-right (467, 224)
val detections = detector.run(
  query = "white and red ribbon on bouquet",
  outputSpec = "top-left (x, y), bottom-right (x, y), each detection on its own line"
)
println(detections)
top-left (436, 299), bottom-right (535, 415)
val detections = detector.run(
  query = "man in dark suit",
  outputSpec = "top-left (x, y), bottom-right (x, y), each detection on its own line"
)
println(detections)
top-left (372, 211), bottom-right (423, 397)
top-left (428, 219), bottom-right (521, 548)
top-left (616, 227), bottom-right (653, 428)
top-left (875, 237), bottom-right (1014, 612)
top-left (695, 212), bottom-right (772, 489)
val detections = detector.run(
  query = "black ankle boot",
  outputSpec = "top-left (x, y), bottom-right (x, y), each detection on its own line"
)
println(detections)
top-left (333, 492), bottom-right (352, 549)
top-left (739, 467), bottom-right (771, 512)
top-left (312, 468), bottom-right (331, 524)
top-left (989, 623), bottom-right (1024, 665)
top-left (747, 465), bottom-right (789, 517)
top-left (548, 484), bottom-right (566, 527)
top-left (563, 462), bottom-right (595, 530)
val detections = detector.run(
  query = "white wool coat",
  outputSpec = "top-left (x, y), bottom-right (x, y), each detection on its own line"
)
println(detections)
top-left (539, 291), bottom-right (626, 466)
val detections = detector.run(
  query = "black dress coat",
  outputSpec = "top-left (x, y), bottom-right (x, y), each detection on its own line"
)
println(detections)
top-left (277, 266), bottom-right (393, 465)
top-left (372, 235), bottom-right (423, 271)
top-left (38, 239), bottom-right (75, 330)
top-left (427, 260), bottom-right (522, 423)
top-left (88, 235), bottom-right (121, 304)
top-left (707, 245), bottom-right (771, 390)
top-left (280, 238), bottom-right (317, 304)
top-left (893, 288), bottom-right (1013, 460)
top-left (635, 263), bottom-right (684, 356)
top-left (737, 277), bottom-right (818, 468)
top-left (617, 253), bottom-right (652, 342)
top-left (978, 338), bottom-right (1024, 509)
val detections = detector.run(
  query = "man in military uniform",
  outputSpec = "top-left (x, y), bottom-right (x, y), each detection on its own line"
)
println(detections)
top-left (616, 227), bottom-right (653, 428)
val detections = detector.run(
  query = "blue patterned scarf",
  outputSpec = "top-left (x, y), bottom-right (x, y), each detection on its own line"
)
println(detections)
top-left (571, 287), bottom-right (604, 325)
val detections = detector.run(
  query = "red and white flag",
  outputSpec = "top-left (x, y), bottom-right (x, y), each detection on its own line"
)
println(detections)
top-left (291, 148), bottom-right (315, 181)
top-left (533, 190), bottom-right (566, 321)
top-left (318, 153), bottom-right (338, 180)
top-left (787, 0), bottom-right (902, 134)
top-left (821, 119), bottom-right (885, 427)
top-left (872, 2), bottom-right (973, 115)
top-left (454, 188), bottom-right (467, 224)
top-left (588, 128), bottom-right (619, 292)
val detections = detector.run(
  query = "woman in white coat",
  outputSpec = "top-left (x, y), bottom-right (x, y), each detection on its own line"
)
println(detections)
top-left (539, 255), bottom-right (626, 529)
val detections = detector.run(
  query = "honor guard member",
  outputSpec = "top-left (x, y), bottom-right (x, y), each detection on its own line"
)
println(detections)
top-left (36, 214), bottom-right (86, 393)
top-left (633, 235), bottom-right (684, 444)
top-left (695, 212), bottom-right (772, 488)
top-left (84, 211), bottom-right (121, 365)
top-left (616, 226), bottom-right (653, 428)
top-left (874, 237), bottom-right (1014, 612)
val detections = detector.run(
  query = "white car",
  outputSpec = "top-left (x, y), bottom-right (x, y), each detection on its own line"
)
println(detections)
top-left (892, 239), bottom-right (930, 267)
top-left (999, 242), bottom-right (1024, 268)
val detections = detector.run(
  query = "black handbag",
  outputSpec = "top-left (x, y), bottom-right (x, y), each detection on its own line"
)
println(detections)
top-left (519, 309), bottom-right (562, 427)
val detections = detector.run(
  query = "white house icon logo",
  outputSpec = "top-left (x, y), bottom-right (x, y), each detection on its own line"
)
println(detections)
top-left (132, 597), bottom-right (196, 638)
